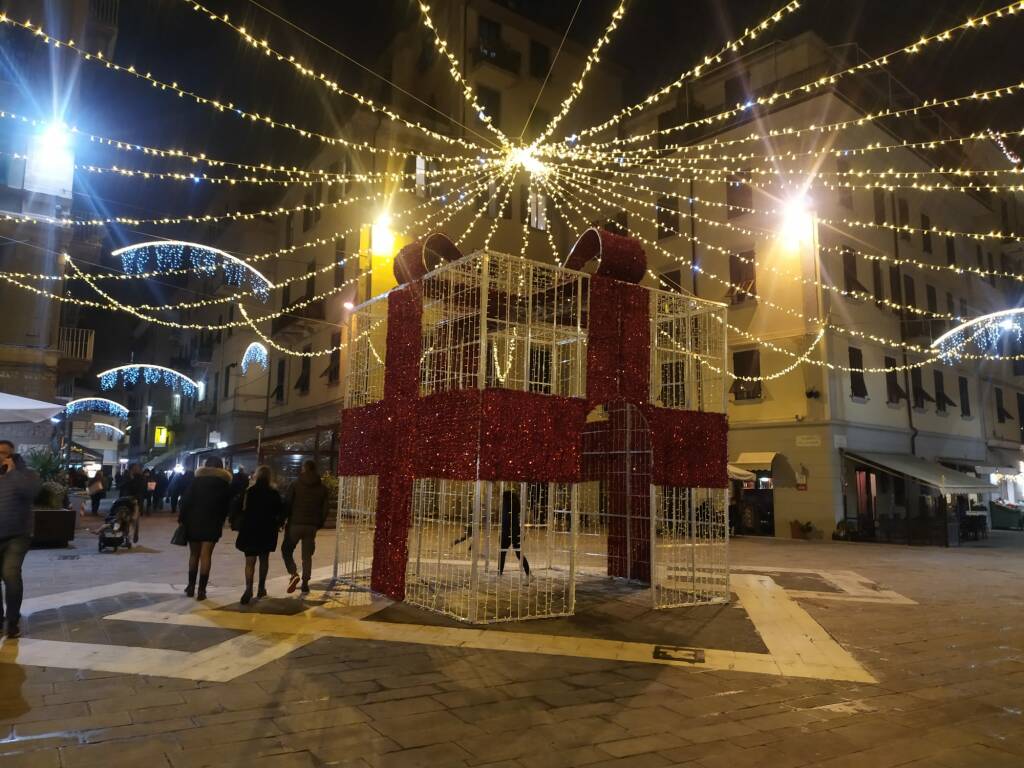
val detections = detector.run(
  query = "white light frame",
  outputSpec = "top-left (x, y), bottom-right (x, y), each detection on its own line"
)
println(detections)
top-left (97, 364), bottom-right (200, 389)
top-left (111, 240), bottom-right (274, 292)
top-left (931, 307), bottom-right (1024, 350)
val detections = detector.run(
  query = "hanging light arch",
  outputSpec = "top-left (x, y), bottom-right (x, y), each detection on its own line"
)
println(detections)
top-left (111, 240), bottom-right (274, 302)
top-left (64, 397), bottom-right (129, 420)
top-left (240, 342), bottom-right (269, 374)
top-left (98, 364), bottom-right (200, 397)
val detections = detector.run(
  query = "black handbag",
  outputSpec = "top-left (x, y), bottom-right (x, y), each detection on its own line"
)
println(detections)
top-left (170, 523), bottom-right (187, 546)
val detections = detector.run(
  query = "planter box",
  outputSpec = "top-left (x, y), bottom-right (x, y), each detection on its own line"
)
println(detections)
top-left (31, 508), bottom-right (76, 547)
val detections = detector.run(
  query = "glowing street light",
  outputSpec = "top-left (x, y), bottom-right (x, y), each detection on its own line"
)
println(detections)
top-left (780, 194), bottom-right (815, 252)
top-left (371, 213), bottom-right (396, 257)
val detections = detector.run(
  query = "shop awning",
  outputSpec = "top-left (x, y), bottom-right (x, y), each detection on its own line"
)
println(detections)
top-left (733, 452), bottom-right (777, 471)
top-left (728, 464), bottom-right (756, 481)
top-left (0, 392), bottom-right (63, 423)
top-left (847, 451), bottom-right (996, 494)
top-left (145, 450), bottom-right (181, 472)
top-left (977, 447), bottom-right (1022, 475)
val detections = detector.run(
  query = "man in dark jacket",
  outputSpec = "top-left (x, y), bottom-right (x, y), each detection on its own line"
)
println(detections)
top-left (118, 463), bottom-right (147, 543)
top-left (229, 466), bottom-right (249, 499)
top-left (0, 440), bottom-right (40, 638)
top-left (281, 460), bottom-right (329, 594)
top-left (179, 457), bottom-right (233, 600)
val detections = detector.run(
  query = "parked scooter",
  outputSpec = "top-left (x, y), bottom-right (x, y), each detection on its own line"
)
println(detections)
top-left (97, 498), bottom-right (135, 552)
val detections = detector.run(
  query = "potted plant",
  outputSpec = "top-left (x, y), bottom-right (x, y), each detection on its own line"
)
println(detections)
top-left (25, 450), bottom-right (76, 547)
top-left (789, 519), bottom-right (814, 539)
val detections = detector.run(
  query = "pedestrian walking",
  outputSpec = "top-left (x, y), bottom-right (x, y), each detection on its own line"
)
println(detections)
top-left (153, 471), bottom-right (168, 512)
top-left (169, 469), bottom-right (193, 515)
top-left (229, 465), bottom-right (284, 604)
top-left (178, 457), bottom-right (232, 600)
top-left (498, 488), bottom-right (530, 577)
top-left (118, 463), bottom-right (146, 543)
top-left (87, 470), bottom-right (107, 516)
top-left (281, 460), bottom-right (329, 594)
top-left (142, 469), bottom-right (155, 514)
top-left (0, 440), bottom-right (40, 638)
top-left (230, 466), bottom-right (249, 498)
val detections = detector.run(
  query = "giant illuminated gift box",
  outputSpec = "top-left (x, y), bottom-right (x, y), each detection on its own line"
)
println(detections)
top-left (335, 228), bottom-right (729, 624)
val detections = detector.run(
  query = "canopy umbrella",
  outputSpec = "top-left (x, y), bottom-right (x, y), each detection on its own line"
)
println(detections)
top-left (727, 464), bottom-right (756, 481)
top-left (0, 392), bottom-right (64, 424)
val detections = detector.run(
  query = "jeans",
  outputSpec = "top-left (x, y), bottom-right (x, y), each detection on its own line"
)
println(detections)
top-left (281, 524), bottom-right (318, 582)
top-left (0, 535), bottom-right (31, 625)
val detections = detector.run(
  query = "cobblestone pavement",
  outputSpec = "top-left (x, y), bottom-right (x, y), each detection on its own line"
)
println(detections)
top-left (0, 513), bottom-right (1022, 767)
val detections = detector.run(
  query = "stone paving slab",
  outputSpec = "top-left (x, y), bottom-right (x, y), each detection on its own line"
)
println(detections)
top-left (0, 518), bottom-right (1023, 767)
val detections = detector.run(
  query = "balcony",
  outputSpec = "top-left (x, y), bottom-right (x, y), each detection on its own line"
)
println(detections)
top-left (471, 41), bottom-right (521, 86)
top-left (57, 327), bottom-right (94, 375)
top-left (902, 317), bottom-right (946, 344)
top-left (272, 297), bottom-right (326, 337)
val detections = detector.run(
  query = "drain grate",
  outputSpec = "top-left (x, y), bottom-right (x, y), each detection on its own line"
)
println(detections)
top-left (56, 554), bottom-right (80, 560)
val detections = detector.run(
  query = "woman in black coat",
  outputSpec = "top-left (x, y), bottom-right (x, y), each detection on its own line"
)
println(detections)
top-left (230, 465), bottom-right (284, 604)
top-left (178, 457), bottom-right (233, 600)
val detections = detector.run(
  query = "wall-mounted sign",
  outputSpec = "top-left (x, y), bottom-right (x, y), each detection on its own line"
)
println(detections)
top-left (154, 426), bottom-right (168, 447)
top-left (796, 434), bottom-right (821, 448)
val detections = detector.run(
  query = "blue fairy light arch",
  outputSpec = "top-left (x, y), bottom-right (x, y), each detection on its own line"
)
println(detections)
top-left (98, 364), bottom-right (199, 397)
top-left (64, 397), bottom-right (130, 420)
top-left (240, 342), bottom-right (269, 374)
top-left (111, 240), bottom-right (273, 302)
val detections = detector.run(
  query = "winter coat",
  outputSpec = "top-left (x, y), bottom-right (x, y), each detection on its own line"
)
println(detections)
top-left (233, 482), bottom-right (284, 555)
top-left (179, 466), bottom-right (233, 542)
top-left (0, 455), bottom-right (40, 539)
top-left (229, 471), bottom-right (249, 498)
top-left (119, 474), bottom-right (147, 501)
top-left (284, 471), bottom-right (329, 529)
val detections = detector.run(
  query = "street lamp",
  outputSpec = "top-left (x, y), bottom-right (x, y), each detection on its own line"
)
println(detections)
top-left (780, 194), bottom-right (815, 252)
top-left (371, 213), bottom-right (395, 257)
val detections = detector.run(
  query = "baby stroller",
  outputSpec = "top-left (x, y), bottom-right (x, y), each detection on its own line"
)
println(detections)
top-left (97, 498), bottom-right (134, 552)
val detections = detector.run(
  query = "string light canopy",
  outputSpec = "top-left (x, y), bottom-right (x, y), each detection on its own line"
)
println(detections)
top-left (932, 309), bottom-right (1024, 361)
top-left (112, 241), bottom-right (274, 301)
top-left (64, 397), bottom-right (129, 420)
top-left (98, 364), bottom-right (200, 397)
top-left (240, 342), bottom-right (269, 374)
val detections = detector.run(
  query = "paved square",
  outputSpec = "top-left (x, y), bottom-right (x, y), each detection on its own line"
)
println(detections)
top-left (1, 514), bottom-right (1022, 767)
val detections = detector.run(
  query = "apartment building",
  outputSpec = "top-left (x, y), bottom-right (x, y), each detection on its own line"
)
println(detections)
top-left (155, 0), bottom-right (624, 481)
top-left (0, 0), bottom-right (118, 454)
top-left (619, 32), bottom-right (1024, 543)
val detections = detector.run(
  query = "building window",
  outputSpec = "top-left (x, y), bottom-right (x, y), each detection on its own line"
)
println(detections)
top-left (726, 170), bottom-right (752, 217)
top-left (926, 284), bottom-right (938, 314)
top-left (903, 274), bottom-right (916, 309)
top-left (527, 188), bottom-right (547, 231)
top-left (987, 252), bottom-right (996, 286)
top-left (227, 304), bottom-right (234, 338)
top-left (842, 246), bottom-right (866, 294)
top-left (848, 347), bottom-right (868, 399)
top-left (910, 368), bottom-right (934, 410)
top-left (295, 348), bottom-right (312, 395)
top-left (211, 373), bottom-right (219, 414)
top-left (885, 357), bottom-right (907, 404)
top-left (730, 349), bottom-right (761, 401)
top-left (322, 332), bottom-right (341, 386)
top-left (274, 359), bottom-right (286, 404)
top-left (476, 84), bottom-right (501, 130)
top-left (724, 73), bottom-right (747, 105)
top-left (946, 292), bottom-right (955, 317)
top-left (529, 39), bottom-right (550, 79)
top-left (959, 377), bottom-right (970, 418)
top-left (946, 236), bottom-right (956, 266)
top-left (836, 158), bottom-right (853, 208)
top-left (334, 242), bottom-right (347, 288)
top-left (327, 157), bottom-right (348, 203)
top-left (727, 250), bottom-right (756, 304)
top-left (223, 365), bottom-right (232, 399)
top-left (284, 212), bottom-right (294, 249)
top-left (996, 386), bottom-right (1013, 423)
top-left (305, 260), bottom-right (316, 301)
top-left (921, 213), bottom-right (932, 253)
top-left (889, 265), bottom-right (902, 312)
top-left (959, 298), bottom-right (968, 318)
top-left (897, 198), bottom-right (910, 240)
top-left (302, 186), bottom-right (316, 231)
top-left (872, 259), bottom-right (884, 306)
top-left (659, 269), bottom-right (683, 293)
top-left (934, 370), bottom-right (956, 413)
top-left (479, 16), bottom-right (501, 50)
top-left (873, 188), bottom-right (886, 225)
top-left (656, 196), bottom-right (680, 239)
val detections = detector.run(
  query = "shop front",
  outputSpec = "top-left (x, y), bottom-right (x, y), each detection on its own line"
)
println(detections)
top-left (843, 451), bottom-right (995, 546)
top-left (730, 452), bottom-right (777, 535)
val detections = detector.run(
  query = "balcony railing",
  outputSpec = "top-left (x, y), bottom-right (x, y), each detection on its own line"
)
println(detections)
top-left (58, 327), bottom-right (94, 362)
top-left (471, 41), bottom-right (521, 77)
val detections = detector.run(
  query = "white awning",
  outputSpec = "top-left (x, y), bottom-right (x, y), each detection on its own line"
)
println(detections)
top-left (0, 392), bottom-right (64, 424)
top-left (728, 464), bottom-right (756, 481)
top-left (977, 447), bottom-right (1022, 475)
top-left (847, 451), bottom-right (996, 494)
top-left (733, 452), bottom-right (778, 471)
